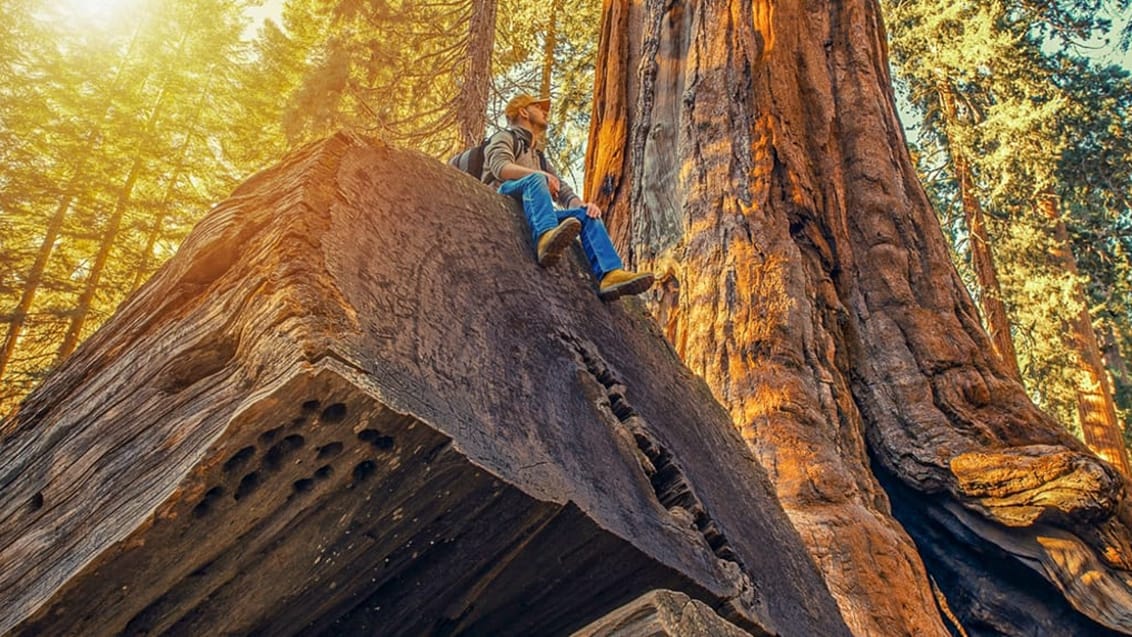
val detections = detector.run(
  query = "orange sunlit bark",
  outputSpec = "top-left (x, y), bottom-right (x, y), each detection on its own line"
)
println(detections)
top-left (1042, 194), bottom-right (1132, 479)
top-left (938, 84), bottom-right (1023, 381)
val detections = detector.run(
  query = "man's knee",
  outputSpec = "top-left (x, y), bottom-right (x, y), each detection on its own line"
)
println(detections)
top-left (576, 213), bottom-right (605, 230)
top-left (517, 172), bottom-right (549, 189)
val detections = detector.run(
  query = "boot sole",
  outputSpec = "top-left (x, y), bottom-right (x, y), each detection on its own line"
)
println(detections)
top-left (536, 218), bottom-right (582, 267)
top-left (599, 273), bottom-right (655, 301)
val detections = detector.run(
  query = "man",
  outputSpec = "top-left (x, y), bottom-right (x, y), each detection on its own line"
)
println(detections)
top-left (484, 93), bottom-right (654, 301)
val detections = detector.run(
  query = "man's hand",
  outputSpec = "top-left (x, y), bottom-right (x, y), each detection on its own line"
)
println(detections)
top-left (582, 202), bottom-right (602, 219)
top-left (544, 172), bottom-right (561, 199)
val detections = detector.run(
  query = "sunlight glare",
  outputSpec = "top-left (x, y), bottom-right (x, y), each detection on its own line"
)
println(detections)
top-left (56, 0), bottom-right (141, 26)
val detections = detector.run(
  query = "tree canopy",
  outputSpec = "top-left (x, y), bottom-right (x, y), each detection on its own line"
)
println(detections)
top-left (0, 0), bottom-right (599, 412)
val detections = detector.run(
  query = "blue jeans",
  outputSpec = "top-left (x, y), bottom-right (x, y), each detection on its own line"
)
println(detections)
top-left (498, 173), bottom-right (623, 279)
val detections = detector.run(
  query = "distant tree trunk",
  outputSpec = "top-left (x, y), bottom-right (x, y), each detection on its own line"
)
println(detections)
top-left (587, 0), bottom-right (1132, 634)
top-left (130, 151), bottom-right (189, 294)
top-left (0, 192), bottom-right (74, 381)
top-left (1042, 194), bottom-right (1132, 479)
top-left (57, 86), bottom-right (170, 361)
top-left (0, 26), bottom-right (145, 383)
top-left (938, 84), bottom-right (1022, 381)
top-left (55, 160), bottom-right (142, 361)
top-left (130, 74), bottom-right (215, 294)
top-left (539, 0), bottom-right (565, 101)
top-left (456, 0), bottom-right (497, 147)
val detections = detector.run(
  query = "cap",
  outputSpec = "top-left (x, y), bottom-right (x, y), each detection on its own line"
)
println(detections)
top-left (505, 93), bottom-right (551, 121)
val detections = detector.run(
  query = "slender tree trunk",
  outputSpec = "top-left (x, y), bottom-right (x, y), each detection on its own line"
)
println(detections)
top-left (56, 85), bottom-right (170, 361)
top-left (0, 25), bottom-right (146, 383)
top-left (130, 170), bottom-right (182, 294)
top-left (587, 0), bottom-right (1132, 633)
top-left (0, 193), bottom-right (74, 381)
top-left (456, 0), bottom-right (497, 147)
top-left (938, 85), bottom-right (1022, 381)
top-left (1042, 194), bottom-right (1132, 479)
top-left (539, 0), bottom-right (565, 101)
top-left (130, 73), bottom-right (215, 293)
top-left (55, 160), bottom-right (143, 361)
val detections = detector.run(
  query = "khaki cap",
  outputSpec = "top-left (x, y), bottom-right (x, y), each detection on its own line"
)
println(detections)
top-left (505, 93), bottom-right (551, 121)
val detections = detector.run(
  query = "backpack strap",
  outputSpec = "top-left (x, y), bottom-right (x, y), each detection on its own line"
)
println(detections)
top-left (505, 128), bottom-right (550, 173)
top-left (505, 128), bottom-right (528, 157)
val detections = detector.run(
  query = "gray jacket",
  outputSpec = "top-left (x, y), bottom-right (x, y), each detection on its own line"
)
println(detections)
top-left (482, 127), bottom-right (579, 208)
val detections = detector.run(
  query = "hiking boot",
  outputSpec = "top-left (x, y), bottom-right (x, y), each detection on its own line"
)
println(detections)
top-left (536, 218), bottom-right (582, 266)
top-left (598, 269), bottom-right (655, 301)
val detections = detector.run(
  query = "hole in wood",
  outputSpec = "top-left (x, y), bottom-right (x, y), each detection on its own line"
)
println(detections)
top-left (353, 460), bottom-right (377, 483)
top-left (314, 465), bottom-right (333, 480)
top-left (193, 486), bottom-right (225, 518)
top-left (234, 472), bottom-right (260, 501)
top-left (316, 442), bottom-right (344, 460)
top-left (321, 403), bottom-right (348, 423)
top-left (265, 434), bottom-right (306, 470)
top-left (259, 427), bottom-right (283, 445)
top-left (302, 399), bottom-right (321, 412)
top-left (357, 429), bottom-right (394, 451)
top-left (609, 395), bottom-right (634, 420)
top-left (27, 492), bottom-right (44, 513)
top-left (223, 446), bottom-right (256, 473)
top-left (293, 478), bottom-right (314, 493)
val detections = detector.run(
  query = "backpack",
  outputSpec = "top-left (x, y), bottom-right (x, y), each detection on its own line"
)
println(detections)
top-left (448, 129), bottom-right (548, 183)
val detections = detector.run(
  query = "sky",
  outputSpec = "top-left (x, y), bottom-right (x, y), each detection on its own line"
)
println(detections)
top-left (244, 0), bottom-right (286, 33)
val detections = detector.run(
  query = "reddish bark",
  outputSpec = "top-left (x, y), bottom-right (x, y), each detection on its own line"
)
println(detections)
top-left (456, 0), bottom-right (497, 147)
top-left (1042, 194), bottom-right (1132, 480)
top-left (937, 85), bottom-right (1022, 381)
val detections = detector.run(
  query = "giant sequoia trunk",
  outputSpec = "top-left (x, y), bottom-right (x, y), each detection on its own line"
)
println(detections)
top-left (586, 1), bottom-right (1132, 634)
top-left (0, 134), bottom-right (849, 636)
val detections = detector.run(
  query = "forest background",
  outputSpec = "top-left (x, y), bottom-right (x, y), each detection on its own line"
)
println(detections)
top-left (2, 0), bottom-right (1131, 465)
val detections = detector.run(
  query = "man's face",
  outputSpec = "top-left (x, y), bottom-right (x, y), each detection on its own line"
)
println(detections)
top-left (524, 102), bottom-right (548, 131)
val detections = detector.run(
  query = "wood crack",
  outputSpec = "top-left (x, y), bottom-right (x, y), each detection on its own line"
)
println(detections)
top-left (560, 334), bottom-right (760, 622)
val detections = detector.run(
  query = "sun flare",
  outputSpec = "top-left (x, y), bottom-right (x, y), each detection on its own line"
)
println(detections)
top-left (56, 0), bottom-right (140, 24)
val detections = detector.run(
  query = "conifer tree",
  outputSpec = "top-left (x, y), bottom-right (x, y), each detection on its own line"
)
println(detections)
top-left (0, 0), bottom-right (282, 412)
top-left (884, 0), bottom-right (1132, 474)
top-left (279, 0), bottom-right (470, 155)
top-left (457, 0), bottom-right (498, 146)
top-left (0, 8), bottom-right (153, 396)
top-left (54, 0), bottom-right (256, 358)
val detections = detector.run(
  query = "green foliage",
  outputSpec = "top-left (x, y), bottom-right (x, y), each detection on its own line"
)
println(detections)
top-left (0, 0), bottom-right (281, 413)
top-left (275, 0), bottom-right (478, 156)
top-left (269, 0), bottom-right (601, 174)
top-left (1, 0), bottom-right (607, 414)
top-left (492, 0), bottom-right (601, 183)
top-left (885, 0), bottom-right (1132, 435)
